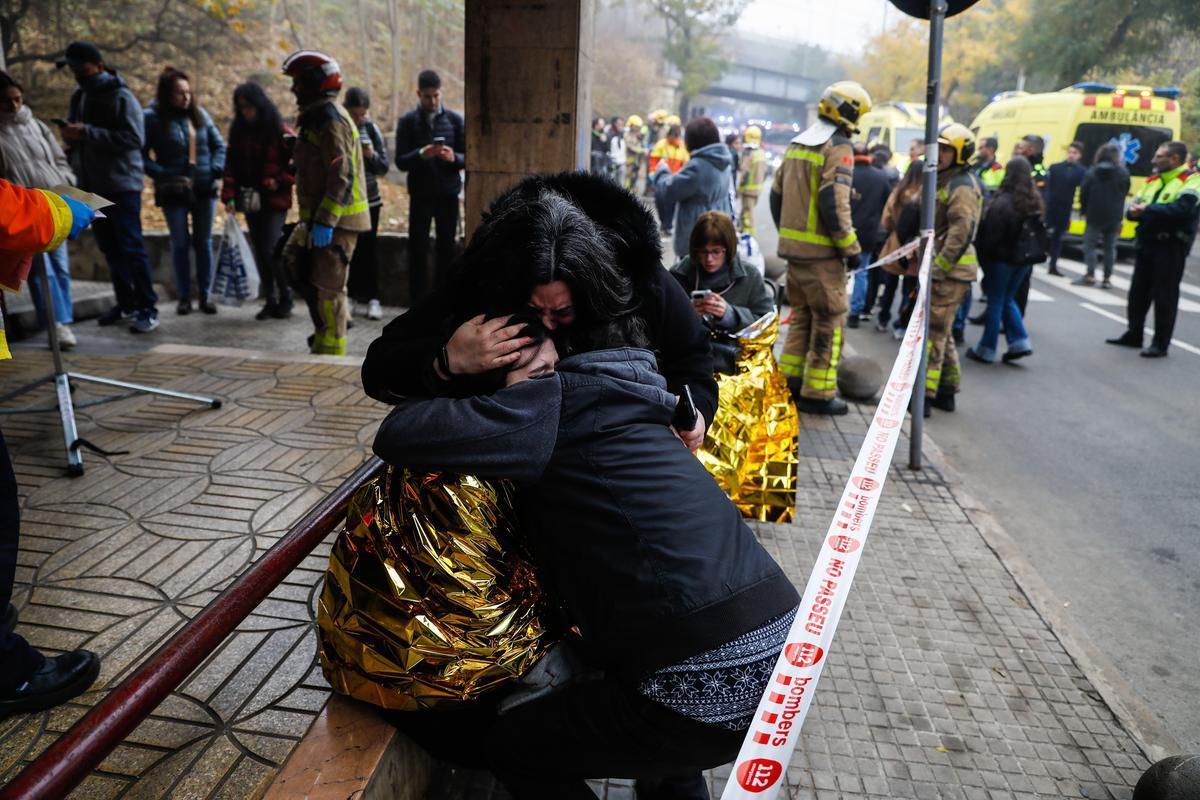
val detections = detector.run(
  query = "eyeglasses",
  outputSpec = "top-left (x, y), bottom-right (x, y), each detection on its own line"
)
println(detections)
top-left (699, 247), bottom-right (726, 260)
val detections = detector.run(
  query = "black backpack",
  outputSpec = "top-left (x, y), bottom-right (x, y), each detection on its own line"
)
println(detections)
top-left (1013, 213), bottom-right (1049, 265)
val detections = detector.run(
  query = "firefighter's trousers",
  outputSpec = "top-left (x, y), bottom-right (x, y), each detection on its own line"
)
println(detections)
top-left (739, 193), bottom-right (758, 234)
top-left (283, 225), bottom-right (359, 356)
top-left (926, 279), bottom-right (970, 398)
top-left (780, 258), bottom-right (848, 400)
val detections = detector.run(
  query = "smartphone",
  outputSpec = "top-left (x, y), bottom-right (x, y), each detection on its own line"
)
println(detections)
top-left (672, 385), bottom-right (698, 432)
top-left (691, 289), bottom-right (713, 300)
top-left (432, 136), bottom-right (446, 146)
top-left (50, 118), bottom-right (69, 127)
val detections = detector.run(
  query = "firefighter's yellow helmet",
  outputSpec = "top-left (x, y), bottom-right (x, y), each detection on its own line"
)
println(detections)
top-left (650, 109), bottom-right (669, 124)
top-left (817, 81), bottom-right (873, 133)
top-left (665, 114), bottom-right (682, 127)
top-left (627, 114), bottom-right (644, 129)
top-left (743, 125), bottom-right (762, 145)
top-left (937, 123), bottom-right (976, 166)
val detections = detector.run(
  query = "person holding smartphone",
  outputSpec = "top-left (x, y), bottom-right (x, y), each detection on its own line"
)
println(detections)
top-left (669, 211), bottom-right (775, 333)
top-left (394, 69), bottom-right (464, 305)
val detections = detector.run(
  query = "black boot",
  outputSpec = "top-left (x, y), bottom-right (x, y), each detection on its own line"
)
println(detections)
top-left (929, 388), bottom-right (956, 412)
top-left (0, 650), bottom-right (100, 717)
top-left (199, 293), bottom-right (218, 315)
top-left (1106, 332), bottom-right (1142, 348)
top-left (797, 396), bottom-right (849, 416)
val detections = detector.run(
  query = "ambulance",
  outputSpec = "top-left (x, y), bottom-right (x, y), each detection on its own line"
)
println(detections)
top-left (970, 83), bottom-right (1183, 243)
top-left (854, 102), bottom-right (954, 172)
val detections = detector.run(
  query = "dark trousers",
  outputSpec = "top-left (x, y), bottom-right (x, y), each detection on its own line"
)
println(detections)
top-left (875, 271), bottom-right (900, 326)
top-left (408, 195), bottom-right (459, 306)
top-left (655, 192), bottom-right (677, 233)
top-left (388, 679), bottom-right (739, 800)
top-left (348, 205), bottom-right (382, 302)
top-left (1127, 239), bottom-right (1188, 350)
top-left (90, 189), bottom-right (157, 313)
top-left (0, 428), bottom-right (44, 694)
top-left (246, 209), bottom-right (289, 306)
top-left (1015, 267), bottom-right (1031, 316)
top-left (1047, 222), bottom-right (1068, 271)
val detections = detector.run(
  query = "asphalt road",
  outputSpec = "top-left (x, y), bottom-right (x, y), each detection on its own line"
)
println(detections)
top-left (755, 196), bottom-right (1200, 752)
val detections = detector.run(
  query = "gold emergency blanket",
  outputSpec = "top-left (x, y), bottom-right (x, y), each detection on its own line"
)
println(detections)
top-left (316, 468), bottom-right (549, 710)
top-left (698, 312), bottom-right (799, 523)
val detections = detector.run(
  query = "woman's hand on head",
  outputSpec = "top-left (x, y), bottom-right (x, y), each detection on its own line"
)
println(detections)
top-left (444, 314), bottom-right (534, 376)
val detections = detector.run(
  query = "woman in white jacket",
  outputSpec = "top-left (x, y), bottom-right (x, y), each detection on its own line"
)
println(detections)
top-left (0, 71), bottom-right (79, 348)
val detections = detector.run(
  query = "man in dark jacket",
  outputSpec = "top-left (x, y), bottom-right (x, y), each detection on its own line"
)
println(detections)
top-left (395, 70), bottom-right (464, 304)
top-left (361, 172), bottom-right (718, 451)
top-left (1044, 141), bottom-right (1086, 276)
top-left (847, 143), bottom-right (891, 327)
top-left (372, 196), bottom-right (798, 795)
top-left (1076, 143), bottom-right (1130, 288)
top-left (59, 41), bottom-right (158, 332)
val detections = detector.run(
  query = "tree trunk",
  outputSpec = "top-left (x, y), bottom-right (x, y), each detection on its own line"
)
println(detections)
top-left (388, 0), bottom-right (402, 129)
top-left (356, 0), bottom-right (374, 91)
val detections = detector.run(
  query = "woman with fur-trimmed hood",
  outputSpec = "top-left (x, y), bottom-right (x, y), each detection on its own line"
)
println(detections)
top-left (361, 171), bottom-right (718, 449)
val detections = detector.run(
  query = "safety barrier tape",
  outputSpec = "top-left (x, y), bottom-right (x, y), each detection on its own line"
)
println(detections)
top-left (845, 237), bottom-right (923, 278)
top-left (721, 230), bottom-right (935, 798)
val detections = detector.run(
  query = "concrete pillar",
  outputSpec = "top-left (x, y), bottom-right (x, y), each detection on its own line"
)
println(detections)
top-left (464, 0), bottom-right (595, 235)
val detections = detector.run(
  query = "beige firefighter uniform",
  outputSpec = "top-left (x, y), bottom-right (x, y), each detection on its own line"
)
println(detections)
top-left (926, 166), bottom-right (982, 399)
top-left (773, 121), bottom-right (861, 400)
top-left (738, 146), bottom-right (768, 234)
top-left (283, 96), bottom-right (370, 356)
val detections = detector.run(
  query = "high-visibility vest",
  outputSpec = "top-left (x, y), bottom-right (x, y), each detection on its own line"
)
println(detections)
top-left (0, 179), bottom-right (73, 359)
top-left (1133, 164), bottom-right (1200, 242)
top-left (649, 138), bottom-right (689, 174)
top-left (739, 148), bottom-right (767, 195)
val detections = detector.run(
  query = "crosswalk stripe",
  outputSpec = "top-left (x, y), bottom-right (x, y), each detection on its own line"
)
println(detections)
top-left (1078, 302), bottom-right (1200, 357)
top-left (1052, 258), bottom-right (1200, 311)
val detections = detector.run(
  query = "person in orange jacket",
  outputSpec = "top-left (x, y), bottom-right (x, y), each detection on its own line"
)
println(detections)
top-left (648, 123), bottom-right (689, 236)
top-left (0, 177), bottom-right (101, 716)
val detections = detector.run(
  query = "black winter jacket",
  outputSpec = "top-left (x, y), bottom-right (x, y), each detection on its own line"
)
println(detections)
top-left (361, 172), bottom-right (719, 423)
top-left (1044, 160), bottom-right (1087, 230)
top-left (395, 104), bottom-right (464, 199)
top-left (851, 161), bottom-right (891, 254)
top-left (355, 118), bottom-right (390, 207)
top-left (373, 348), bottom-right (799, 679)
top-left (976, 190), bottom-right (1039, 266)
top-left (1079, 162), bottom-right (1130, 231)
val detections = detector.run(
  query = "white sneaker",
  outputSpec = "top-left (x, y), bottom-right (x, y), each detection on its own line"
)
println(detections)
top-left (890, 325), bottom-right (904, 341)
top-left (347, 299), bottom-right (357, 317)
top-left (366, 299), bottom-right (383, 320)
top-left (55, 323), bottom-right (77, 350)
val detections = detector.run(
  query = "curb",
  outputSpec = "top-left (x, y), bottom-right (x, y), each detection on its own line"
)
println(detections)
top-left (917, 431), bottom-right (1182, 763)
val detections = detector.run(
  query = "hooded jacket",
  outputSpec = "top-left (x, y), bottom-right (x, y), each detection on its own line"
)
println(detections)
top-left (361, 171), bottom-right (719, 424)
top-left (1079, 161), bottom-right (1130, 232)
top-left (373, 348), bottom-right (799, 680)
top-left (653, 142), bottom-right (734, 259)
top-left (67, 69), bottom-right (146, 195)
top-left (0, 106), bottom-right (75, 189)
top-left (143, 101), bottom-right (227, 198)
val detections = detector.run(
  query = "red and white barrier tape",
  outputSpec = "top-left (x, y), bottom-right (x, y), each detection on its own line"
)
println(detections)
top-left (721, 231), bottom-right (934, 798)
top-left (846, 237), bottom-right (923, 278)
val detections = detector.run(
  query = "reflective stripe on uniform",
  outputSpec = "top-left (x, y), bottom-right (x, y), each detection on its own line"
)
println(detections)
top-left (935, 250), bottom-right (977, 272)
top-left (800, 327), bottom-right (842, 392)
top-left (943, 363), bottom-right (960, 387)
top-left (779, 352), bottom-right (806, 377)
top-left (832, 230), bottom-right (858, 249)
top-left (780, 149), bottom-right (832, 246)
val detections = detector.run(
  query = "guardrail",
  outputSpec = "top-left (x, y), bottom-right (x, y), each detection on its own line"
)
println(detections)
top-left (0, 456), bottom-right (384, 800)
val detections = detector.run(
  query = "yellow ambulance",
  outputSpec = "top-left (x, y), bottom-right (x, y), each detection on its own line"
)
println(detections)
top-left (970, 83), bottom-right (1183, 242)
top-left (854, 102), bottom-right (953, 172)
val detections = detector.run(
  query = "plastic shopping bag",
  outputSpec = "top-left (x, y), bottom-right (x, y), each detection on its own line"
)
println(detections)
top-left (738, 233), bottom-right (766, 277)
top-left (210, 215), bottom-right (261, 305)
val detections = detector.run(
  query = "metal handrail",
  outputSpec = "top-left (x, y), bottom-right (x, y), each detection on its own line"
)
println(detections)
top-left (0, 456), bottom-right (385, 800)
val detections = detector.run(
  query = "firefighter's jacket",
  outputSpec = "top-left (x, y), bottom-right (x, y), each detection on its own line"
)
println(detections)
top-left (933, 166), bottom-right (982, 282)
top-left (294, 97), bottom-right (370, 232)
top-left (738, 147), bottom-right (767, 198)
top-left (771, 125), bottom-right (860, 262)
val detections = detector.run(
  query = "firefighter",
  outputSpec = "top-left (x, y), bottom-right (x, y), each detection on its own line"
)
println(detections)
top-left (925, 123), bottom-right (983, 416)
top-left (280, 50), bottom-right (370, 356)
top-left (624, 113), bottom-right (647, 192)
top-left (738, 125), bottom-right (768, 234)
top-left (770, 81), bottom-right (871, 415)
top-left (1106, 140), bottom-right (1200, 358)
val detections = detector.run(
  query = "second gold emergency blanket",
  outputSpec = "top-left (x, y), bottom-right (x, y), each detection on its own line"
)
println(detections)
top-left (698, 312), bottom-right (799, 523)
top-left (317, 469), bottom-right (549, 710)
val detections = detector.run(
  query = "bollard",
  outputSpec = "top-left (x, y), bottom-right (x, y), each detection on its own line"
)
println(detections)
top-left (837, 355), bottom-right (884, 401)
top-left (1133, 755), bottom-right (1200, 800)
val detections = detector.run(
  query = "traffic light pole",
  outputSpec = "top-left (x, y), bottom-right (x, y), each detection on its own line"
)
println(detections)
top-left (908, 0), bottom-right (947, 470)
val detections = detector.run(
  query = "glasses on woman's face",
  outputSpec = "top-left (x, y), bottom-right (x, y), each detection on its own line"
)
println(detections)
top-left (699, 246), bottom-right (726, 262)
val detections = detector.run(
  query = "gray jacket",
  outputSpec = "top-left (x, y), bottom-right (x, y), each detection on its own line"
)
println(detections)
top-left (669, 253), bottom-right (775, 331)
top-left (0, 106), bottom-right (75, 189)
top-left (67, 69), bottom-right (146, 195)
top-left (653, 142), bottom-right (734, 258)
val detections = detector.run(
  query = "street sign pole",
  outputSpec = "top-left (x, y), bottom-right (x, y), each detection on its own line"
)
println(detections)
top-left (908, 0), bottom-right (947, 470)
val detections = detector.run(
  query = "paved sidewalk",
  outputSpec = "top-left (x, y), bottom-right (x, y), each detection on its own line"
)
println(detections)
top-left (431, 403), bottom-right (1153, 799)
top-left (0, 346), bottom-right (1156, 799)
